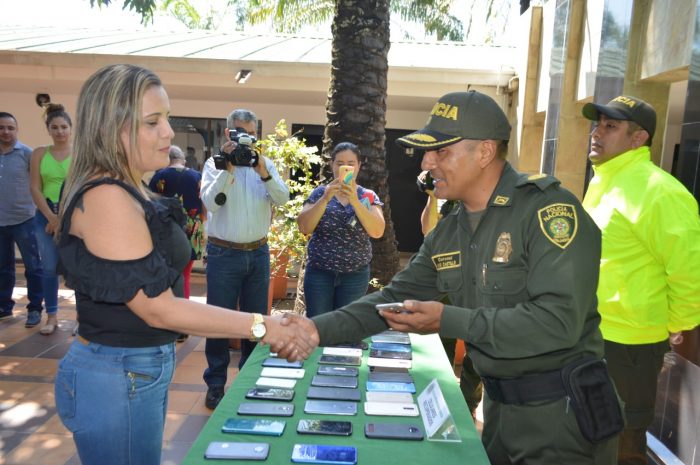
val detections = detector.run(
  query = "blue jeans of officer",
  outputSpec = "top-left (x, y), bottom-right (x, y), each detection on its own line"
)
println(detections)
top-left (34, 210), bottom-right (59, 315)
top-left (55, 340), bottom-right (175, 465)
top-left (204, 243), bottom-right (269, 385)
top-left (303, 264), bottom-right (370, 318)
top-left (0, 218), bottom-right (43, 313)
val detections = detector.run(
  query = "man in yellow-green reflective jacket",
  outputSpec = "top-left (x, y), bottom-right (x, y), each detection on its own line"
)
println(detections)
top-left (582, 95), bottom-right (700, 465)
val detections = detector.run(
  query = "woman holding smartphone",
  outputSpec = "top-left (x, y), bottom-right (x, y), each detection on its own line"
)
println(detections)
top-left (297, 142), bottom-right (385, 317)
top-left (54, 64), bottom-right (317, 465)
top-left (28, 103), bottom-right (72, 334)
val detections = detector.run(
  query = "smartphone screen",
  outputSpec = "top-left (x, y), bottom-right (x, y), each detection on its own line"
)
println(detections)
top-left (222, 418), bottom-right (286, 436)
top-left (297, 419), bottom-right (353, 436)
top-left (291, 444), bottom-right (357, 465)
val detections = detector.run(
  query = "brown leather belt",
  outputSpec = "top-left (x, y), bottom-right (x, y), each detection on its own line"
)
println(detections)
top-left (76, 334), bottom-right (90, 345)
top-left (208, 236), bottom-right (268, 251)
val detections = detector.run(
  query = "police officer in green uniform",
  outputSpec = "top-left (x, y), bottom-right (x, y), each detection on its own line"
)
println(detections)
top-left (289, 91), bottom-right (621, 464)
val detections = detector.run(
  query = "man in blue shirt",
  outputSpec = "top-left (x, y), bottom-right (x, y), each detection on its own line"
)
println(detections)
top-left (0, 112), bottom-right (44, 326)
top-left (200, 109), bottom-right (290, 409)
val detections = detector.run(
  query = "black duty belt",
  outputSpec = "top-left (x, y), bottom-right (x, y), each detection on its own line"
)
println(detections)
top-left (482, 369), bottom-right (566, 404)
top-left (208, 236), bottom-right (267, 251)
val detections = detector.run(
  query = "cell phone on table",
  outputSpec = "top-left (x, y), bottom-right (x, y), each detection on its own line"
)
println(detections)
top-left (245, 387), bottom-right (295, 402)
top-left (304, 400), bottom-right (357, 416)
top-left (319, 355), bottom-right (362, 366)
top-left (367, 371), bottom-right (414, 383)
top-left (370, 342), bottom-right (412, 353)
top-left (366, 381), bottom-right (416, 393)
top-left (260, 367), bottom-right (306, 379)
top-left (307, 386), bottom-right (361, 402)
top-left (317, 365), bottom-right (359, 377)
top-left (322, 347), bottom-right (363, 357)
top-left (297, 419), bottom-right (353, 436)
top-left (375, 302), bottom-right (412, 314)
top-left (262, 357), bottom-right (303, 368)
top-left (369, 349), bottom-right (412, 360)
top-left (221, 418), bottom-right (286, 436)
top-left (204, 441), bottom-right (270, 460)
top-left (365, 391), bottom-right (414, 403)
top-left (256, 377), bottom-right (297, 389)
top-left (291, 444), bottom-right (357, 465)
top-left (237, 402), bottom-right (295, 417)
top-left (364, 402), bottom-right (420, 417)
top-left (364, 423), bottom-right (424, 440)
top-left (367, 357), bottom-right (412, 369)
top-left (311, 375), bottom-right (358, 389)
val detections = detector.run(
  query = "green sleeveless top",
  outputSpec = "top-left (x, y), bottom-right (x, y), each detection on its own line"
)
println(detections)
top-left (40, 147), bottom-right (71, 202)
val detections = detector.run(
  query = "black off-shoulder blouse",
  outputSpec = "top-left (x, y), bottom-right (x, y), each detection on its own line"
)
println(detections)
top-left (58, 178), bottom-right (190, 347)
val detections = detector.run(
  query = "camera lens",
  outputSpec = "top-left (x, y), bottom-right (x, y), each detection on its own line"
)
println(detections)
top-left (408, 427), bottom-right (418, 433)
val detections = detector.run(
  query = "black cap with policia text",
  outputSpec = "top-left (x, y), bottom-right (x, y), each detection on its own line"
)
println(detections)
top-left (396, 90), bottom-right (512, 150)
top-left (582, 95), bottom-right (657, 141)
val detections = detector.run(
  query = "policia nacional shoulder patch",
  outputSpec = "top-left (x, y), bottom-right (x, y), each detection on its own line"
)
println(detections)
top-left (537, 203), bottom-right (578, 249)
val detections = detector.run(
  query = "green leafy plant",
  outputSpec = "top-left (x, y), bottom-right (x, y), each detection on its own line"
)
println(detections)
top-left (261, 120), bottom-right (322, 277)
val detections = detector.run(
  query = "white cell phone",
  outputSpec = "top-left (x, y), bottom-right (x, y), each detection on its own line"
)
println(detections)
top-left (375, 302), bottom-right (412, 314)
top-left (365, 392), bottom-right (414, 403)
top-left (260, 367), bottom-right (306, 379)
top-left (367, 357), bottom-right (412, 369)
top-left (363, 402), bottom-right (420, 417)
top-left (255, 377), bottom-right (297, 389)
top-left (322, 347), bottom-right (363, 357)
top-left (204, 441), bottom-right (270, 460)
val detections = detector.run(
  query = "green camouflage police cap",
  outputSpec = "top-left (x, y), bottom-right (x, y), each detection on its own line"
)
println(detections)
top-left (396, 91), bottom-right (511, 150)
top-left (582, 95), bottom-right (656, 140)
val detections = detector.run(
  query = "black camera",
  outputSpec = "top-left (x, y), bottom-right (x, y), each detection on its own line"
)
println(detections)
top-left (213, 127), bottom-right (260, 170)
top-left (416, 170), bottom-right (434, 193)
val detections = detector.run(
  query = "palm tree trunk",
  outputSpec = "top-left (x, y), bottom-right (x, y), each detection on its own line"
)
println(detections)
top-left (322, 0), bottom-right (400, 286)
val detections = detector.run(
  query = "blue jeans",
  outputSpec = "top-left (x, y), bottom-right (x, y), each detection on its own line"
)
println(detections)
top-left (34, 210), bottom-right (58, 315)
top-left (0, 218), bottom-right (43, 313)
top-left (304, 264), bottom-right (370, 318)
top-left (204, 243), bottom-right (269, 384)
top-left (55, 340), bottom-right (175, 465)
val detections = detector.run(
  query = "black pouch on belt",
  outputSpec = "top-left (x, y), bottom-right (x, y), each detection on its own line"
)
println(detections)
top-left (561, 358), bottom-right (624, 443)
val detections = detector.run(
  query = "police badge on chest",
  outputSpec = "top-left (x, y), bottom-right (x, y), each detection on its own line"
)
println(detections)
top-left (492, 232), bottom-right (513, 263)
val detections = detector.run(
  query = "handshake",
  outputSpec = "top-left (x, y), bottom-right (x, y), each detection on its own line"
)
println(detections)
top-left (260, 313), bottom-right (320, 362)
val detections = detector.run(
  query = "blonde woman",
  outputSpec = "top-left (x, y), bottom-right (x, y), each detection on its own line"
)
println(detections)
top-left (29, 103), bottom-right (72, 334)
top-left (54, 64), bottom-right (317, 465)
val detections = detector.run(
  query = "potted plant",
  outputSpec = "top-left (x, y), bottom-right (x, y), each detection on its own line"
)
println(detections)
top-left (261, 120), bottom-right (321, 308)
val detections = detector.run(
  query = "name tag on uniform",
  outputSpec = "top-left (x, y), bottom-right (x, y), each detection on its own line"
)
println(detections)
top-left (432, 251), bottom-right (461, 270)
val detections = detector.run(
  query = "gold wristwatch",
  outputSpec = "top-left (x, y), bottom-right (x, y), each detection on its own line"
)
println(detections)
top-left (249, 313), bottom-right (267, 341)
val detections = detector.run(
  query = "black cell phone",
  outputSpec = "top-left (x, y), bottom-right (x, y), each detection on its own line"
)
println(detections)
top-left (307, 386), bottom-right (361, 402)
top-left (319, 355), bottom-right (362, 366)
top-left (369, 366), bottom-right (410, 374)
top-left (367, 371), bottom-right (414, 383)
top-left (317, 366), bottom-right (359, 377)
top-left (237, 402), bottom-right (295, 417)
top-left (332, 341), bottom-right (369, 350)
top-left (262, 357), bottom-right (304, 368)
top-left (311, 375), bottom-right (358, 389)
top-left (204, 441), bottom-right (270, 460)
top-left (364, 423), bottom-right (424, 441)
top-left (303, 400), bottom-right (358, 416)
top-left (297, 419), bottom-right (353, 436)
top-left (245, 387), bottom-right (295, 402)
top-left (369, 348), bottom-right (413, 360)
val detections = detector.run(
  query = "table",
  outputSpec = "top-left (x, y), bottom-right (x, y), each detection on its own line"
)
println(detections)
top-left (181, 333), bottom-right (490, 464)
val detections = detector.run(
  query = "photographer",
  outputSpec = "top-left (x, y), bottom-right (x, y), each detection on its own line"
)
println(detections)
top-left (200, 109), bottom-right (289, 409)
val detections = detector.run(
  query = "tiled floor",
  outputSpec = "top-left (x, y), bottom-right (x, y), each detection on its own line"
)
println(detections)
top-left (0, 267), bottom-right (241, 465)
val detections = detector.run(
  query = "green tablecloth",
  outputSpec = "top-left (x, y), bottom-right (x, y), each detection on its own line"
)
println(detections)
top-left (181, 333), bottom-right (490, 464)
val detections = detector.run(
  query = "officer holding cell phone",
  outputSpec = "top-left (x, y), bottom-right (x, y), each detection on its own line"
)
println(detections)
top-left (297, 142), bottom-right (385, 318)
top-left (289, 91), bottom-right (622, 465)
